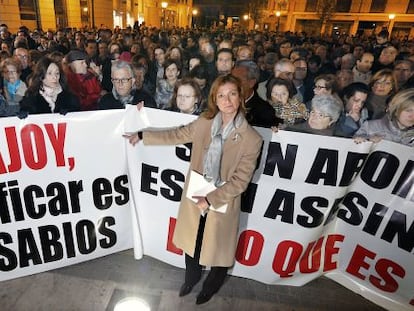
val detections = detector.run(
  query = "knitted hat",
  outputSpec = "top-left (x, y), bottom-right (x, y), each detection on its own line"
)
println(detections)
top-left (119, 51), bottom-right (132, 63)
top-left (66, 50), bottom-right (88, 63)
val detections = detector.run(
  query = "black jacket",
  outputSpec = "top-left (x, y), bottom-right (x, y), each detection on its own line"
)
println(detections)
top-left (20, 90), bottom-right (80, 114)
top-left (98, 88), bottom-right (157, 110)
top-left (245, 91), bottom-right (282, 128)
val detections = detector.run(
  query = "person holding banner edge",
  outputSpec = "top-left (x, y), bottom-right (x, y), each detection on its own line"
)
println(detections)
top-left (124, 74), bottom-right (263, 305)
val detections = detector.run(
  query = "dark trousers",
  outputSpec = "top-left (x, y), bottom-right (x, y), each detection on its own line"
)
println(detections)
top-left (184, 215), bottom-right (228, 294)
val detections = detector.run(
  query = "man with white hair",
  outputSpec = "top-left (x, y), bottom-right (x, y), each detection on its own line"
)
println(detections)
top-left (257, 58), bottom-right (295, 100)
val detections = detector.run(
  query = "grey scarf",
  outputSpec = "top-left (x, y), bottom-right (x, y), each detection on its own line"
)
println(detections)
top-left (203, 111), bottom-right (244, 187)
top-left (112, 87), bottom-right (135, 107)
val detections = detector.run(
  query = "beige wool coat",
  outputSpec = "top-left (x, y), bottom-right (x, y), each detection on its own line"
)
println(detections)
top-left (143, 116), bottom-right (263, 267)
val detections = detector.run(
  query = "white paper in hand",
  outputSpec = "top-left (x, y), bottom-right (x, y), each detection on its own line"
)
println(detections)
top-left (124, 104), bottom-right (151, 133)
top-left (186, 170), bottom-right (227, 214)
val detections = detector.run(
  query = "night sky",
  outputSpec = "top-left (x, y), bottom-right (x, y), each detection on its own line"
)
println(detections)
top-left (193, 0), bottom-right (245, 16)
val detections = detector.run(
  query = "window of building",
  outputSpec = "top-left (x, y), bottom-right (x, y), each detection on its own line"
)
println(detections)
top-left (370, 0), bottom-right (387, 13)
top-left (18, 0), bottom-right (36, 20)
top-left (336, 0), bottom-right (351, 12)
top-left (407, 0), bottom-right (414, 13)
top-left (54, 0), bottom-right (68, 28)
top-left (305, 0), bottom-right (317, 12)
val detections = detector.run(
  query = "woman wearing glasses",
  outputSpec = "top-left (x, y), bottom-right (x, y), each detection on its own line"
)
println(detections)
top-left (365, 69), bottom-right (397, 120)
top-left (99, 60), bottom-right (156, 110)
top-left (287, 94), bottom-right (342, 136)
top-left (19, 56), bottom-right (80, 115)
top-left (0, 57), bottom-right (27, 116)
top-left (168, 78), bottom-right (203, 115)
top-left (307, 73), bottom-right (342, 111)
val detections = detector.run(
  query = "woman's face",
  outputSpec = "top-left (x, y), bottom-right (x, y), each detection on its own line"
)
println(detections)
top-left (271, 84), bottom-right (289, 105)
top-left (372, 76), bottom-right (393, 96)
top-left (71, 59), bottom-right (88, 74)
top-left (165, 63), bottom-right (179, 82)
top-left (397, 104), bottom-right (414, 128)
top-left (216, 82), bottom-right (240, 118)
top-left (308, 109), bottom-right (333, 130)
top-left (345, 91), bottom-right (367, 114)
top-left (3, 65), bottom-right (20, 83)
top-left (313, 79), bottom-right (331, 96)
top-left (176, 85), bottom-right (197, 114)
top-left (43, 63), bottom-right (60, 88)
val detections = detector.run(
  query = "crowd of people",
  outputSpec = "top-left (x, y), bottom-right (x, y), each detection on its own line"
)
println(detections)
top-left (0, 24), bottom-right (413, 145)
top-left (1, 22), bottom-right (414, 305)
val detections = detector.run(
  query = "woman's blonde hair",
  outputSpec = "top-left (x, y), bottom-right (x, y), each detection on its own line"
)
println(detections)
top-left (387, 88), bottom-right (414, 121)
top-left (202, 74), bottom-right (246, 119)
top-left (369, 68), bottom-right (397, 94)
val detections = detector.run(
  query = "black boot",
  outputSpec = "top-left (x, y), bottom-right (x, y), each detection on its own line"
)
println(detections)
top-left (195, 267), bottom-right (227, 305)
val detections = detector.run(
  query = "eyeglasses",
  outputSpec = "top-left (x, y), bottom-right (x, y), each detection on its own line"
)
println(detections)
top-left (177, 94), bottom-right (195, 100)
top-left (16, 54), bottom-right (28, 59)
top-left (111, 77), bottom-right (133, 84)
top-left (3, 70), bottom-right (17, 74)
top-left (374, 80), bottom-right (392, 87)
top-left (310, 110), bottom-right (330, 119)
top-left (314, 85), bottom-right (327, 90)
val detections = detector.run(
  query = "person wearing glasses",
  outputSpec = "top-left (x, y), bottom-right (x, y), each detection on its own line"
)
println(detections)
top-left (64, 49), bottom-right (102, 111)
top-left (286, 94), bottom-right (342, 136)
top-left (12, 47), bottom-right (32, 83)
top-left (306, 73), bottom-right (342, 110)
top-left (19, 56), bottom-right (80, 115)
top-left (0, 57), bottom-right (27, 116)
top-left (365, 69), bottom-right (397, 120)
top-left (353, 88), bottom-right (414, 147)
top-left (124, 74), bottom-right (263, 305)
top-left (98, 60), bottom-right (156, 110)
top-left (168, 78), bottom-right (203, 115)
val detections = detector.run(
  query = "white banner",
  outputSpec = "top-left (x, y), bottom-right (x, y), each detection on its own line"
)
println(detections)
top-left (0, 111), bottom-right (133, 281)
top-left (126, 109), bottom-right (414, 311)
top-left (1, 109), bottom-right (413, 311)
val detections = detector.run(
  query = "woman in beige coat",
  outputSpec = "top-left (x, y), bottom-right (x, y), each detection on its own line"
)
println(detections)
top-left (125, 74), bottom-right (263, 305)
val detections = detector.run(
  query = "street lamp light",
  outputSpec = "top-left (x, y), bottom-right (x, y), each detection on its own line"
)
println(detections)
top-left (387, 13), bottom-right (395, 34)
top-left (192, 9), bottom-right (198, 28)
top-left (161, 2), bottom-right (168, 30)
top-left (276, 11), bottom-right (281, 33)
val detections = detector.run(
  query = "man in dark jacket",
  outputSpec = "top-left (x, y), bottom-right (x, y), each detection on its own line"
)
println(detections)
top-left (231, 60), bottom-right (282, 128)
top-left (99, 60), bottom-right (156, 110)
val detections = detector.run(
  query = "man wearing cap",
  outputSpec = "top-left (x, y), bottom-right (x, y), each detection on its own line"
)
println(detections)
top-left (65, 49), bottom-right (102, 111)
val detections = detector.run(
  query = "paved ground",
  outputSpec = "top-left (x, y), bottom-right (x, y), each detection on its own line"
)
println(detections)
top-left (0, 249), bottom-right (386, 311)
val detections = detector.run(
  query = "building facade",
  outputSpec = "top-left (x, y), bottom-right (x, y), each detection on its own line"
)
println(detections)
top-left (0, 0), bottom-right (193, 32)
top-left (262, 0), bottom-right (414, 38)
